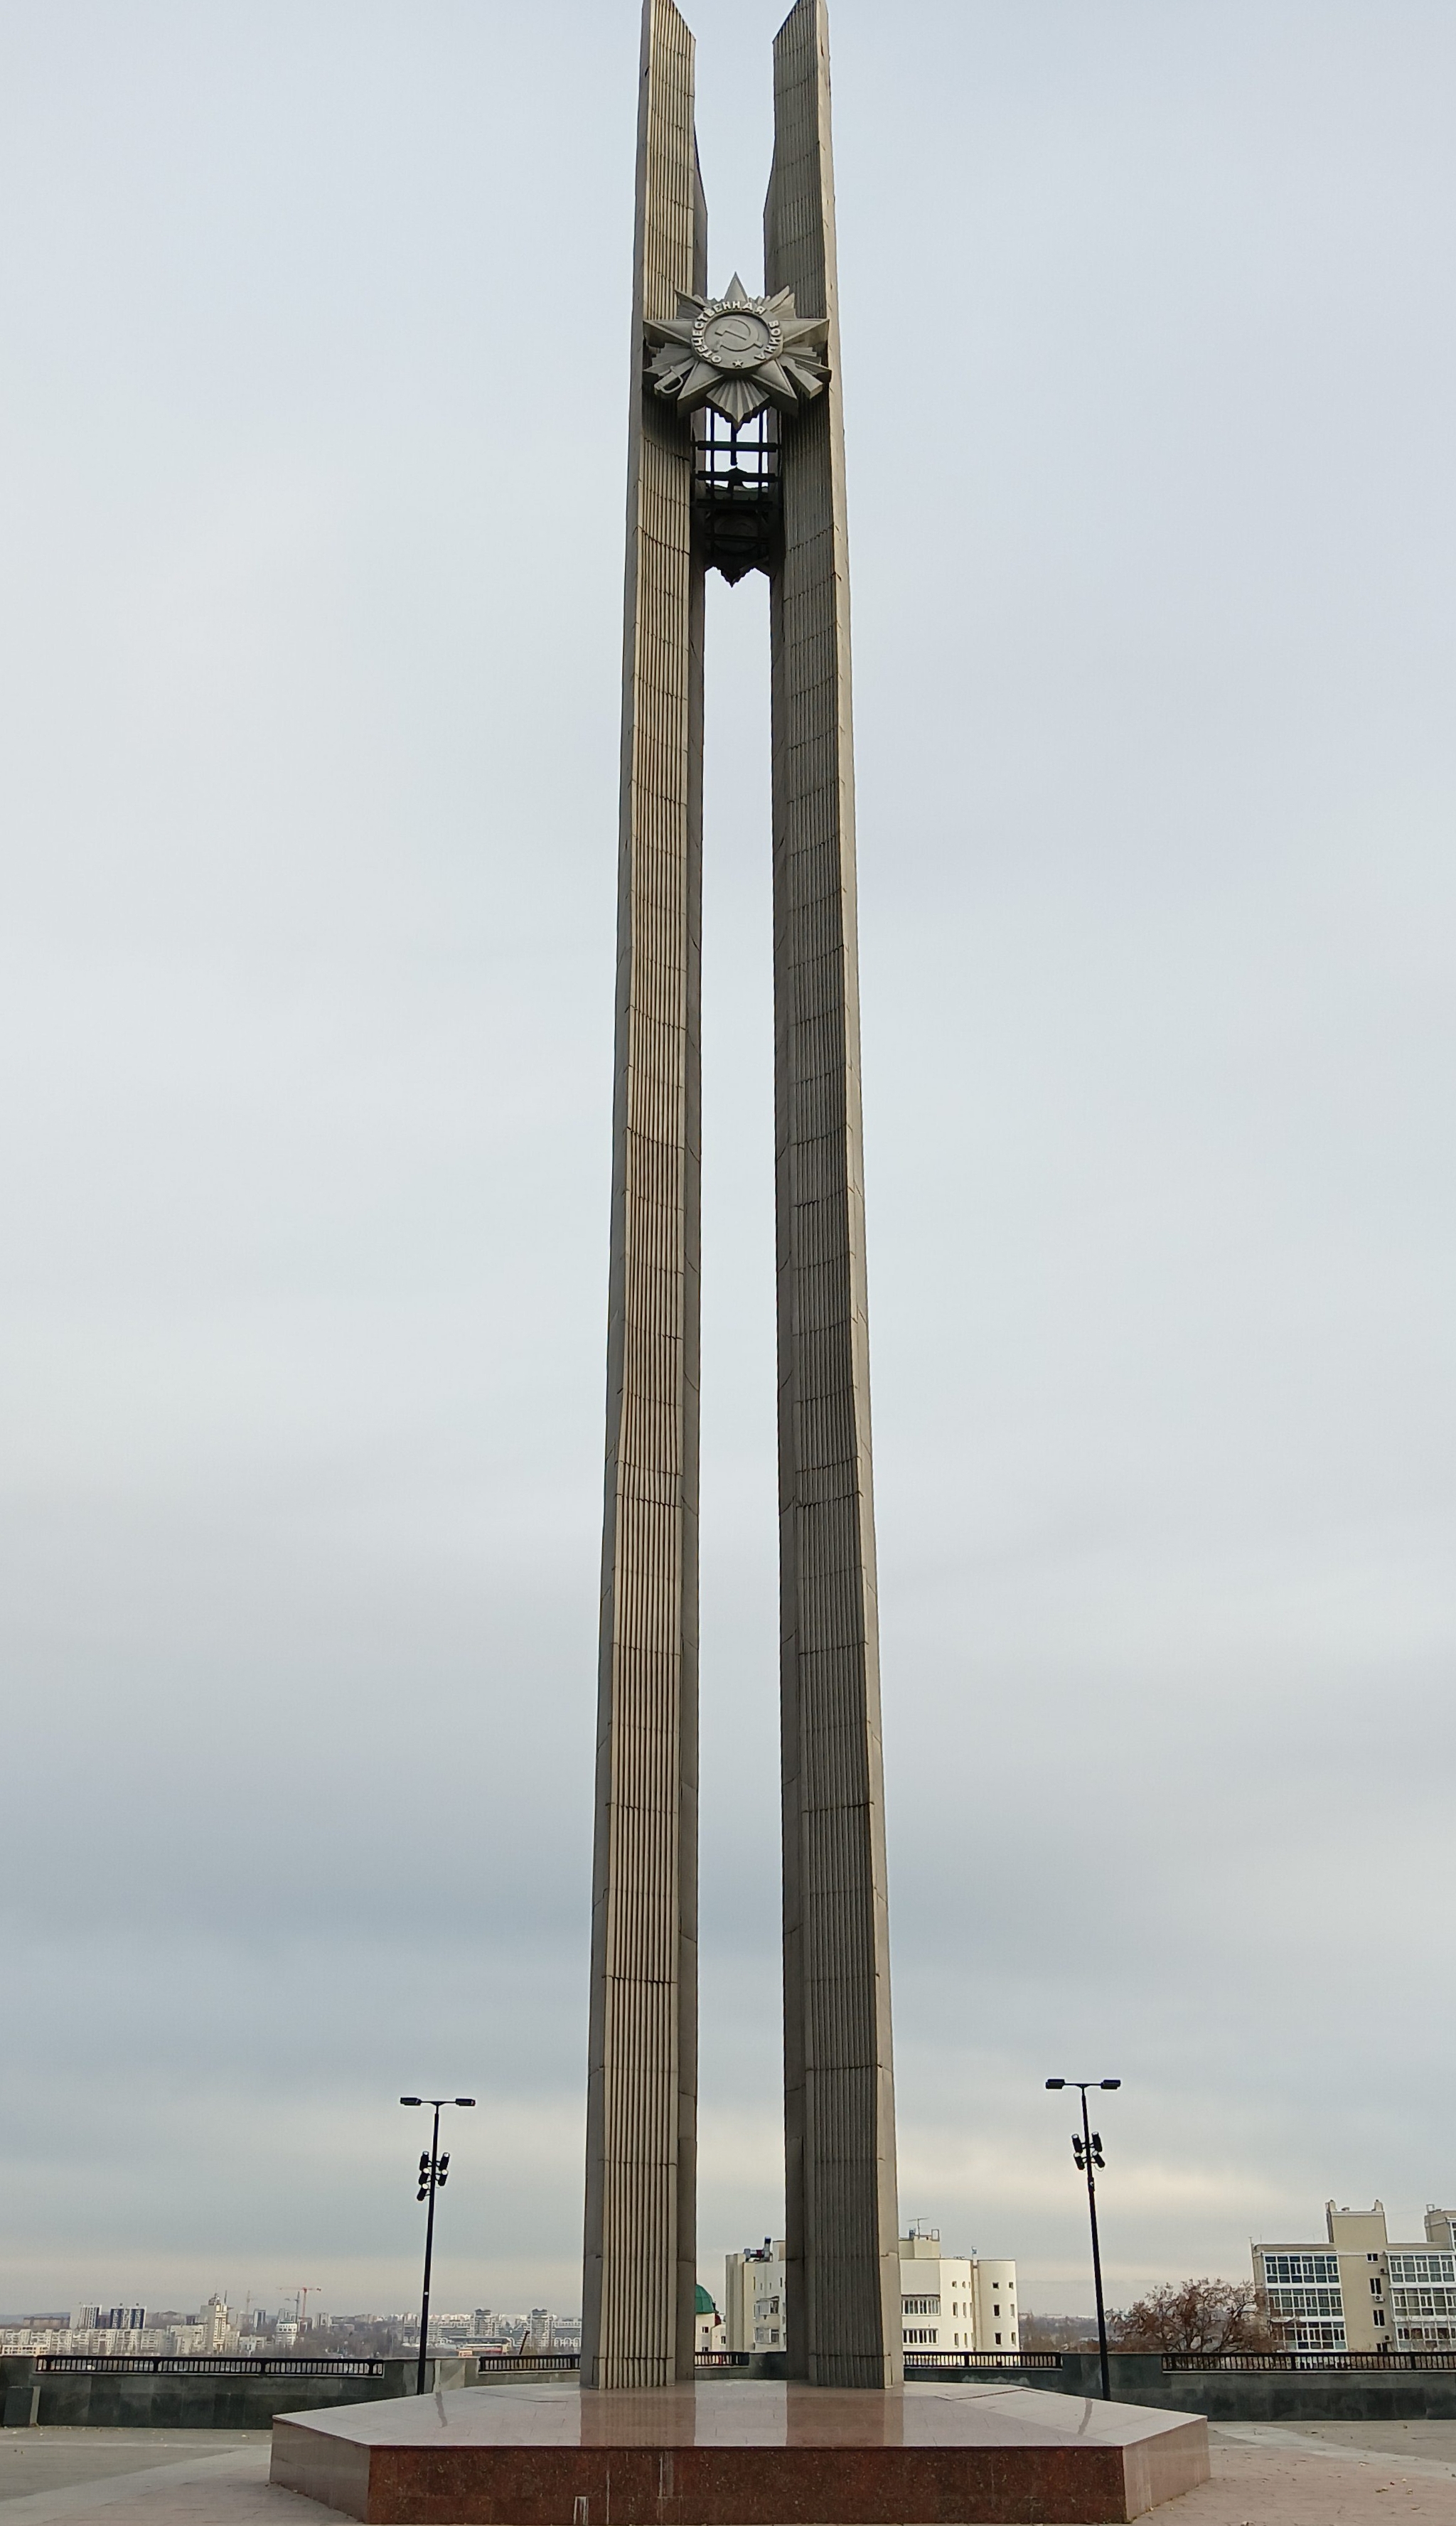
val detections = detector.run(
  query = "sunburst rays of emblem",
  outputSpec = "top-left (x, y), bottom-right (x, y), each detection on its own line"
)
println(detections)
top-left (646, 272), bottom-right (828, 424)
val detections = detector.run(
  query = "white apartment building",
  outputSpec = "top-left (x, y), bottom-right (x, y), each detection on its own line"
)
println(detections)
top-left (724, 2240), bottom-right (786, 2353)
top-left (0, 2307), bottom-right (229, 2359)
top-left (1253, 2202), bottom-right (1456, 2352)
top-left (899, 2227), bottom-right (1019, 2355)
top-left (722, 2229), bottom-right (1019, 2358)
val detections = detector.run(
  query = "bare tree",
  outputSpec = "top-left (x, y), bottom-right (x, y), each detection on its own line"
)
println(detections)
top-left (1018, 2312), bottom-right (1098, 2352)
top-left (1108, 2279), bottom-right (1273, 2356)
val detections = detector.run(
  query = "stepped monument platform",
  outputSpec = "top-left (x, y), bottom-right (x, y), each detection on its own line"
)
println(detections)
top-left (268, 2377), bottom-right (1211, 2523)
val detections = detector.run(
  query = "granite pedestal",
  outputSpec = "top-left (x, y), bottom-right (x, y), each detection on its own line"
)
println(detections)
top-left (269, 2377), bottom-right (1209, 2523)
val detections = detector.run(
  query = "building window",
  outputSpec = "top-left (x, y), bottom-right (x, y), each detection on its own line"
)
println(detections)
top-left (1391, 2255), bottom-right (1456, 2287)
top-left (1266, 2287), bottom-right (1344, 2321)
top-left (1263, 2254), bottom-right (1340, 2286)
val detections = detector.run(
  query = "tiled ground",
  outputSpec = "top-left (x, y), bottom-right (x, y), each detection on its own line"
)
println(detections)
top-left (1, 2421), bottom-right (1454, 2522)
top-left (0, 2434), bottom-right (263, 2504)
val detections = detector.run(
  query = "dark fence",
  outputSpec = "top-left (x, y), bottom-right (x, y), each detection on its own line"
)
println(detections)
top-left (473, 2353), bottom-right (579, 2374)
top-left (904, 2350), bottom-right (1062, 2372)
top-left (1163, 2350), bottom-right (1456, 2372)
top-left (28, 2346), bottom-right (1456, 2380)
top-left (1, 2350), bottom-right (459, 2431)
top-left (896, 2345), bottom-right (1456, 2421)
top-left (34, 2355), bottom-right (383, 2378)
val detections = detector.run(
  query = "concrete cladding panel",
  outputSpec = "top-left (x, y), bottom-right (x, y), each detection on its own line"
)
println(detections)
top-left (582, 0), bottom-right (707, 2392)
top-left (766, 0), bottom-right (902, 2391)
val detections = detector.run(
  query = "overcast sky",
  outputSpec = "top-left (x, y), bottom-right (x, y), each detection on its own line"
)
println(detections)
top-left (1, 0), bottom-right (1454, 2328)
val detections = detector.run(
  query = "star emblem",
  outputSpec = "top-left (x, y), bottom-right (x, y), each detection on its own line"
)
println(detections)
top-left (646, 273), bottom-right (829, 424)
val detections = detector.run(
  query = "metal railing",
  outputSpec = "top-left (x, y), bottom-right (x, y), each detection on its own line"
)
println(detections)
top-left (34, 2355), bottom-right (386, 2377)
top-left (1163, 2349), bottom-right (1456, 2372)
top-left (477, 2348), bottom-right (1059, 2375)
top-left (42, 2343), bottom-right (1456, 2382)
top-left (473, 2352), bottom-right (580, 2372)
top-left (904, 2349), bottom-right (1064, 2371)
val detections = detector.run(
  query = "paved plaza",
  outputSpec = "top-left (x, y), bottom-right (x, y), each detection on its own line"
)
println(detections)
top-left (1, 2420), bottom-right (1454, 2524)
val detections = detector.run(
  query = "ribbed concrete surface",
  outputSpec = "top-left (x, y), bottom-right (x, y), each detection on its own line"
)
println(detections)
top-left (582, 0), bottom-right (706, 2395)
top-left (766, 0), bottom-right (902, 2393)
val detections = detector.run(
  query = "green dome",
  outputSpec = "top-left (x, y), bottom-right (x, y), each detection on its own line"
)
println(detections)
top-left (695, 2285), bottom-right (717, 2315)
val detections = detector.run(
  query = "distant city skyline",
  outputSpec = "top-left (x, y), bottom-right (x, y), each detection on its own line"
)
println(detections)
top-left (0, 2298), bottom-right (587, 2358)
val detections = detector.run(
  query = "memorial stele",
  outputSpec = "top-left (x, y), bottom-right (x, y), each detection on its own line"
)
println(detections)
top-left (582, 0), bottom-right (900, 2392)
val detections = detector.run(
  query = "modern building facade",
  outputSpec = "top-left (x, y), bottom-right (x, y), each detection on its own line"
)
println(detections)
top-left (75, 2306), bottom-right (147, 2333)
top-left (897, 2230), bottom-right (1020, 2357)
top-left (1253, 2202), bottom-right (1456, 2352)
top-left (2, 2301), bottom-right (232, 2358)
top-left (723, 2231), bottom-right (1019, 2360)
top-left (584, 0), bottom-right (900, 2393)
top-left (724, 2239), bottom-right (788, 2355)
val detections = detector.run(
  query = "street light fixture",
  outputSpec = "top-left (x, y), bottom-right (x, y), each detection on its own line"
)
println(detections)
top-left (400, 2095), bottom-right (476, 2397)
top-left (1045, 2077), bottom-right (1121, 2401)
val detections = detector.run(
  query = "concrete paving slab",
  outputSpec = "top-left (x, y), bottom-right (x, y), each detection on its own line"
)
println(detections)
top-left (0, 2438), bottom-right (280, 2523)
top-left (0, 2434), bottom-right (264, 2503)
top-left (1211, 2417), bottom-right (1456, 2479)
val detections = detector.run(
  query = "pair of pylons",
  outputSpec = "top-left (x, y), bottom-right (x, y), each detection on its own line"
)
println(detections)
top-left (582, 0), bottom-right (901, 2391)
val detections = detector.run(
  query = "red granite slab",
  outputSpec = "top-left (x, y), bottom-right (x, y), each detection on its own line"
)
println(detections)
top-left (269, 2377), bottom-right (1209, 2523)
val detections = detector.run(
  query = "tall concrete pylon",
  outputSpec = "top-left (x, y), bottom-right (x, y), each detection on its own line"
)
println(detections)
top-left (766, 0), bottom-right (902, 2394)
top-left (584, 0), bottom-right (900, 2394)
top-left (581, 0), bottom-right (705, 2394)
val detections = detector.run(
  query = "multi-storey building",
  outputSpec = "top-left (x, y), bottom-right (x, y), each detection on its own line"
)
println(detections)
top-left (198, 2295), bottom-right (234, 2353)
top-left (723, 2239), bottom-right (787, 2353)
top-left (1390, 2209), bottom-right (1456, 2350)
top-left (898, 2227), bottom-right (1019, 2355)
top-left (723, 2228), bottom-right (1019, 2358)
top-left (1, 2306), bottom-right (227, 2358)
top-left (0, 2325), bottom-right (70, 2355)
top-left (1253, 2201), bottom-right (1456, 2351)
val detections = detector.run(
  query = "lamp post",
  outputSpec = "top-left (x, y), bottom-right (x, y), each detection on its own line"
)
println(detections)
top-left (400, 2095), bottom-right (475, 2397)
top-left (1045, 2077), bottom-right (1121, 2400)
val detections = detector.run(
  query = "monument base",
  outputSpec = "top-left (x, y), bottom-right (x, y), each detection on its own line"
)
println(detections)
top-left (269, 2377), bottom-right (1209, 2523)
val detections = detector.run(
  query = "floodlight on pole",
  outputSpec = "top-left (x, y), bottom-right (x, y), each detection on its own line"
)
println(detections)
top-left (400, 2095), bottom-right (476, 2397)
top-left (1044, 2078), bottom-right (1122, 2399)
